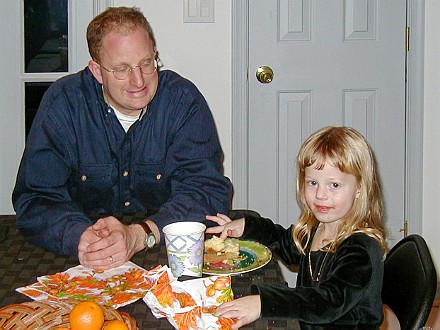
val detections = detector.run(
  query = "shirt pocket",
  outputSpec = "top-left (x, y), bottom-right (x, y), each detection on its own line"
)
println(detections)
top-left (77, 163), bottom-right (113, 209)
top-left (133, 163), bottom-right (169, 206)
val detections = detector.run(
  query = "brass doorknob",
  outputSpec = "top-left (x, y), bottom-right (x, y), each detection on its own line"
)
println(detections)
top-left (256, 66), bottom-right (274, 84)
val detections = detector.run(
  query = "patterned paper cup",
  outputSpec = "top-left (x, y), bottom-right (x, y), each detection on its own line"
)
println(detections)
top-left (162, 222), bottom-right (206, 278)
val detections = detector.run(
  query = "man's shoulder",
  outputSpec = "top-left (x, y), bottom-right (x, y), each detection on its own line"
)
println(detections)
top-left (159, 69), bottom-right (185, 82)
top-left (44, 68), bottom-right (99, 103)
top-left (51, 67), bottom-right (90, 88)
top-left (158, 70), bottom-right (199, 93)
top-left (39, 68), bottom-right (101, 119)
top-left (46, 69), bottom-right (94, 97)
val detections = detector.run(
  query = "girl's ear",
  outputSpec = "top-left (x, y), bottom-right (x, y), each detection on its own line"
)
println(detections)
top-left (88, 60), bottom-right (103, 84)
top-left (355, 185), bottom-right (361, 199)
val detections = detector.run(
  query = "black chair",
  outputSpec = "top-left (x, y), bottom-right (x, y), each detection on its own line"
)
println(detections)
top-left (382, 234), bottom-right (437, 330)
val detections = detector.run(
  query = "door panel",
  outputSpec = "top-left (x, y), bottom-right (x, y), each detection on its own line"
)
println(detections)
top-left (248, 0), bottom-right (406, 247)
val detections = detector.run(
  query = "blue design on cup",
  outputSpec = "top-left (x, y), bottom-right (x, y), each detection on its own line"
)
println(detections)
top-left (168, 253), bottom-right (185, 278)
top-left (163, 222), bottom-right (206, 277)
top-left (188, 238), bottom-right (204, 265)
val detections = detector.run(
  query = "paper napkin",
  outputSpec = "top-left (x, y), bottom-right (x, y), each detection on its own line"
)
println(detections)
top-left (142, 265), bottom-right (236, 330)
top-left (16, 261), bottom-right (153, 308)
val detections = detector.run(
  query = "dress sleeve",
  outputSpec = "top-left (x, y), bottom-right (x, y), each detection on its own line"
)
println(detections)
top-left (241, 214), bottom-right (301, 266)
top-left (251, 234), bottom-right (383, 324)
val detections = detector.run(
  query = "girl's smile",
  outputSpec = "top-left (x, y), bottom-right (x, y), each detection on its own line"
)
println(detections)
top-left (314, 205), bottom-right (333, 213)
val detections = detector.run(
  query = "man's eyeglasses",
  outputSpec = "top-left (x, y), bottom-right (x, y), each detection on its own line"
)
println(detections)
top-left (99, 59), bottom-right (158, 80)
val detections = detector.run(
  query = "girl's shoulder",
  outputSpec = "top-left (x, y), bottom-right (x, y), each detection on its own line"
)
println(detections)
top-left (341, 232), bottom-right (382, 254)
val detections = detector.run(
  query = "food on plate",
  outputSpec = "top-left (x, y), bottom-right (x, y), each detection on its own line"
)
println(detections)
top-left (204, 236), bottom-right (242, 267)
top-left (69, 301), bottom-right (105, 330)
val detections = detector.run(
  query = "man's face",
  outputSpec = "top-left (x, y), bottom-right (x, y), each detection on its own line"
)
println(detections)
top-left (90, 27), bottom-right (158, 115)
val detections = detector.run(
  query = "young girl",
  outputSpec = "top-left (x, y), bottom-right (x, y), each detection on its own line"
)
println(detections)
top-left (206, 126), bottom-right (388, 329)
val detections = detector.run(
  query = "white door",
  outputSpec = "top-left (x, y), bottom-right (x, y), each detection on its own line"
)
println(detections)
top-left (247, 0), bottom-right (407, 247)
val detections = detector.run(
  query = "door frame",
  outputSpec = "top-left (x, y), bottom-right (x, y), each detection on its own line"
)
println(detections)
top-left (231, 1), bottom-right (425, 235)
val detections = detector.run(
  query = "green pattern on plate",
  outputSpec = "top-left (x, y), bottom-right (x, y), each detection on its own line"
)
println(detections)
top-left (203, 239), bottom-right (272, 275)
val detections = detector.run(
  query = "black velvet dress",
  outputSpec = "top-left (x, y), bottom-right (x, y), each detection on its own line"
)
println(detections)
top-left (240, 214), bottom-right (384, 329)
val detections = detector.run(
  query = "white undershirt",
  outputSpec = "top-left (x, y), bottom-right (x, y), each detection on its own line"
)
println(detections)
top-left (112, 107), bottom-right (138, 132)
top-left (102, 87), bottom-right (145, 132)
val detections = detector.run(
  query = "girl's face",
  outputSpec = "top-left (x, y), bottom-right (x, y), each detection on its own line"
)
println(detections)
top-left (304, 160), bottom-right (360, 227)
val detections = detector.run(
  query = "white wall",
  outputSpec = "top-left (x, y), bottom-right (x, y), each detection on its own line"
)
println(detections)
top-left (0, 1), bottom-right (22, 216)
top-left (423, 1), bottom-right (440, 273)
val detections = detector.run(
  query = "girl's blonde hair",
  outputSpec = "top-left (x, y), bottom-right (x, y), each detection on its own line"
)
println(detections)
top-left (292, 126), bottom-right (387, 256)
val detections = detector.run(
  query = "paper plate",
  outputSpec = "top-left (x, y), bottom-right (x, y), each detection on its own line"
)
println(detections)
top-left (203, 239), bottom-right (272, 275)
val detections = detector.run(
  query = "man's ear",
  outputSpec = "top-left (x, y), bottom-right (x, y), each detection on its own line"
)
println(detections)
top-left (88, 60), bottom-right (103, 84)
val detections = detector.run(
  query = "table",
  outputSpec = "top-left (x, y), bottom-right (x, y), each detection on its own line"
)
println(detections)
top-left (0, 215), bottom-right (300, 329)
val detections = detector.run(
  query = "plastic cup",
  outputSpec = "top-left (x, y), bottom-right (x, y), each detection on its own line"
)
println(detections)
top-left (162, 222), bottom-right (206, 278)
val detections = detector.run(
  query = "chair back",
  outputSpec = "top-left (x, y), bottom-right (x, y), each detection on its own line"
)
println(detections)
top-left (382, 234), bottom-right (437, 330)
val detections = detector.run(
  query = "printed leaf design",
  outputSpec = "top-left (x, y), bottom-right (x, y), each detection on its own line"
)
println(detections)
top-left (152, 282), bottom-right (176, 308)
top-left (124, 268), bottom-right (149, 290)
top-left (216, 286), bottom-right (234, 304)
top-left (188, 266), bottom-right (201, 274)
top-left (217, 316), bottom-right (237, 330)
top-left (157, 271), bottom-right (171, 284)
top-left (21, 289), bottom-right (45, 297)
top-left (106, 291), bottom-right (136, 306)
top-left (175, 292), bottom-right (196, 308)
top-left (202, 306), bottom-right (217, 314)
top-left (173, 306), bottom-right (201, 330)
top-left (17, 264), bottom-right (153, 308)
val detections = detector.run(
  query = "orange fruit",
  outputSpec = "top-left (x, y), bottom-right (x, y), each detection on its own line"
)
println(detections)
top-left (102, 320), bottom-right (129, 330)
top-left (69, 301), bottom-right (104, 330)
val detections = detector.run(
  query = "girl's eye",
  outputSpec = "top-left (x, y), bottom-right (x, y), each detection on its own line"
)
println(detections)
top-left (331, 182), bottom-right (340, 189)
top-left (306, 180), bottom-right (317, 186)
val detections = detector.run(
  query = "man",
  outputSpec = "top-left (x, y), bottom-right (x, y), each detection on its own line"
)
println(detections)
top-left (12, 7), bottom-right (231, 270)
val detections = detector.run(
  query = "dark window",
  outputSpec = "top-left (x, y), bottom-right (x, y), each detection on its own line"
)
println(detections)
top-left (24, 0), bottom-right (68, 73)
top-left (25, 82), bottom-right (52, 140)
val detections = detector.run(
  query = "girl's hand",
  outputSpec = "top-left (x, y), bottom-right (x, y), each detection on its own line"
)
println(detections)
top-left (215, 295), bottom-right (261, 329)
top-left (205, 213), bottom-right (245, 240)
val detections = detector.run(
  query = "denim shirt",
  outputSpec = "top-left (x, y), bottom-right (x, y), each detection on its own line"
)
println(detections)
top-left (12, 68), bottom-right (231, 256)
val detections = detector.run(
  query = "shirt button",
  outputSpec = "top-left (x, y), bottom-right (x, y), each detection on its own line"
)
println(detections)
top-left (156, 174), bottom-right (162, 180)
top-left (123, 171), bottom-right (129, 177)
top-left (124, 201), bottom-right (131, 207)
top-left (81, 175), bottom-right (87, 181)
